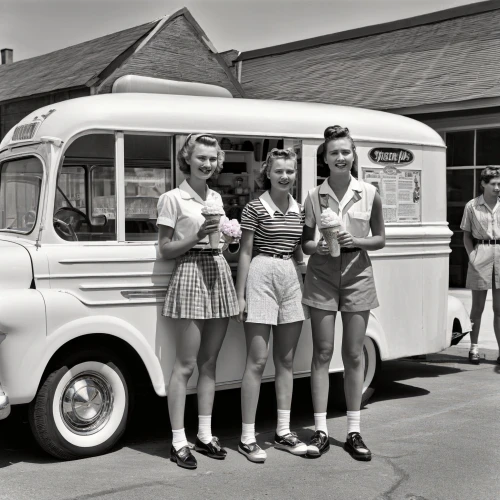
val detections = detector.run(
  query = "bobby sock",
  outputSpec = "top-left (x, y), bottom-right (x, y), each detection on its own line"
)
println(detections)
top-left (470, 343), bottom-right (479, 354)
top-left (314, 412), bottom-right (328, 435)
top-left (347, 410), bottom-right (361, 436)
top-left (197, 415), bottom-right (213, 444)
top-left (276, 409), bottom-right (291, 437)
top-left (172, 428), bottom-right (188, 451)
top-left (241, 422), bottom-right (256, 445)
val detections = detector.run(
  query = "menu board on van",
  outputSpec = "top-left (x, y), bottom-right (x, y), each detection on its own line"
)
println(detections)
top-left (362, 167), bottom-right (421, 223)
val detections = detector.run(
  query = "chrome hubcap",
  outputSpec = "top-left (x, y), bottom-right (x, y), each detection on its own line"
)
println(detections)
top-left (61, 372), bottom-right (113, 435)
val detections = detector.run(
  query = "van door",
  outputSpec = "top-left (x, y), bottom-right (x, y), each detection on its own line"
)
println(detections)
top-left (44, 132), bottom-right (176, 394)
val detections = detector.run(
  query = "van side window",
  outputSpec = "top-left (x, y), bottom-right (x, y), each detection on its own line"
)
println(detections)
top-left (124, 134), bottom-right (172, 242)
top-left (54, 133), bottom-right (117, 241)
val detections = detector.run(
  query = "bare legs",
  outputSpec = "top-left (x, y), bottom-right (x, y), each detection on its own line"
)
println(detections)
top-left (167, 318), bottom-right (229, 430)
top-left (341, 311), bottom-right (370, 411)
top-left (490, 288), bottom-right (500, 352)
top-left (241, 321), bottom-right (303, 425)
top-left (309, 308), bottom-right (369, 412)
top-left (470, 290), bottom-right (487, 346)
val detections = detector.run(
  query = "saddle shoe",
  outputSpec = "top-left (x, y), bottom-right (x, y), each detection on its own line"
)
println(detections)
top-left (344, 432), bottom-right (372, 461)
top-left (194, 436), bottom-right (227, 460)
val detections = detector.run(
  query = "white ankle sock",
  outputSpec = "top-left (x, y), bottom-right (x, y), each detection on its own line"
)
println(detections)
top-left (241, 422), bottom-right (256, 445)
top-left (470, 343), bottom-right (479, 354)
top-left (197, 415), bottom-right (213, 444)
top-left (347, 410), bottom-right (361, 435)
top-left (276, 409), bottom-right (291, 437)
top-left (314, 412), bottom-right (328, 435)
top-left (172, 428), bottom-right (188, 451)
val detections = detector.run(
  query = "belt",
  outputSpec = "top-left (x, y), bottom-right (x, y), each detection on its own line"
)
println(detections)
top-left (258, 252), bottom-right (294, 260)
top-left (476, 240), bottom-right (500, 245)
top-left (188, 248), bottom-right (222, 255)
top-left (341, 247), bottom-right (361, 253)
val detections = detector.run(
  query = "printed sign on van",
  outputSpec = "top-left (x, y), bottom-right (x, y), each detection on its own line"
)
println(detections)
top-left (368, 147), bottom-right (414, 166)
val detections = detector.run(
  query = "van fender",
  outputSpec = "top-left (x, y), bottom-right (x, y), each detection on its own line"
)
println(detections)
top-left (20, 315), bottom-right (167, 405)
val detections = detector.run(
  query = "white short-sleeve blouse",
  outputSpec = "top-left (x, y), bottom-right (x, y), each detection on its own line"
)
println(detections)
top-left (157, 180), bottom-right (225, 250)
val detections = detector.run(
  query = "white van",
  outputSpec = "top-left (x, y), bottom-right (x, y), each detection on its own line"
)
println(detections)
top-left (0, 77), bottom-right (470, 459)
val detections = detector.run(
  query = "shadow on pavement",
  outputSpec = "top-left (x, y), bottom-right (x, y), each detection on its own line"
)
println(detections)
top-left (0, 357), bottom-right (468, 467)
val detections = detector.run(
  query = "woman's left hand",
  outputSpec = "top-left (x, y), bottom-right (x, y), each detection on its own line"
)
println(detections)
top-left (337, 231), bottom-right (358, 248)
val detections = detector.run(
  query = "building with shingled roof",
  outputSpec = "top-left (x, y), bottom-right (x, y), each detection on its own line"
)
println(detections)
top-left (231, 0), bottom-right (500, 287)
top-left (0, 8), bottom-right (244, 139)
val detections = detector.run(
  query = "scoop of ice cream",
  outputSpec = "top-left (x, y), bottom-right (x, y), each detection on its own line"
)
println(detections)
top-left (320, 208), bottom-right (341, 228)
top-left (201, 199), bottom-right (225, 216)
top-left (221, 218), bottom-right (242, 239)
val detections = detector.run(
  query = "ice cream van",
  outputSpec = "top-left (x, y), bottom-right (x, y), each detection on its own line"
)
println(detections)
top-left (0, 76), bottom-right (470, 459)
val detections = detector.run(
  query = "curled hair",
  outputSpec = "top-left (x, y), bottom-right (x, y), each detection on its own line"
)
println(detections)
top-left (480, 166), bottom-right (500, 191)
top-left (321, 125), bottom-right (358, 178)
top-left (258, 148), bottom-right (297, 190)
top-left (177, 133), bottom-right (225, 174)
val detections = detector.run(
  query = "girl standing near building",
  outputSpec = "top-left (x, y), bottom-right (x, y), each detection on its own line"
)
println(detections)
top-left (461, 166), bottom-right (500, 365)
top-left (157, 134), bottom-right (239, 470)
top-left (236, 148), bottom-right (309, 463)
top-left (302, 126), bottom-right (385, 461)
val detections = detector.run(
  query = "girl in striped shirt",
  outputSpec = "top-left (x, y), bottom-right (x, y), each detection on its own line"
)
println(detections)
top-left (235, 148), bottom-right (309, 463)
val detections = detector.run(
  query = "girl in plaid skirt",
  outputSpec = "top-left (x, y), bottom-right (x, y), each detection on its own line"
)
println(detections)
top-left (157, 134), bottom-right (239, 470)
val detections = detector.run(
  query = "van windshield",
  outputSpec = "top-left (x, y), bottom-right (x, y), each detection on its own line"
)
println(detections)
top-left (0, 157), bottom-right (43, 234)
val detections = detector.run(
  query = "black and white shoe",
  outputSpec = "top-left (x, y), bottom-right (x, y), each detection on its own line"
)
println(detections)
top-left (194, 436), bottom-right (227, 460)
top-left (306, 430), bottom-right (330, 457)
top-left (274, 432), bottom-right (308, 455)
top-left (238, 441), bottom-right (267, 463)
top-left (344, 432), bottom-right (372, 461)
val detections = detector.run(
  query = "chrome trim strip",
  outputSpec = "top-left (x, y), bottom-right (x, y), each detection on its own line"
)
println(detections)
top-left (80, 283), bottom-right (168, 290)
top-left (36, 271), bottom-right (172, 280)
top-left (59, 257), bottom-right (158, 264)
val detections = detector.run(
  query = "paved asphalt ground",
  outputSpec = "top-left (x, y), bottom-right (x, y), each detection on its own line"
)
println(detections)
top-left (0, 291), bottom-right (499, 500)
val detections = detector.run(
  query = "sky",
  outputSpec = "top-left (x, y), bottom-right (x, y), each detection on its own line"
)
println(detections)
top-left (0, 0), bottom-right (487, 62)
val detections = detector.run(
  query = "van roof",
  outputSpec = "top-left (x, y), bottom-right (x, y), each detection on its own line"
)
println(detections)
top-left (0, 93), bottom-right (445, 150)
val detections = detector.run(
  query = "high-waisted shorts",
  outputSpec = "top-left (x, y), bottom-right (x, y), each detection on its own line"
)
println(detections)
top-left (302, 249), bottom-right (379, 312)
top-left (162, 251), bottom-right (239, 319)
top-left (245, 254), bottom-right (310, 325)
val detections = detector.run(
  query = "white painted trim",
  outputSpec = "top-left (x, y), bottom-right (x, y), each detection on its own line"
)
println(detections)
top-left (115, 132), bottom-right (125, 242)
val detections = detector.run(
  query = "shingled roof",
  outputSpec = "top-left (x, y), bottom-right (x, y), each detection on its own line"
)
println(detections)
top-left (0, 8), bottom-right (244, 104)
top-left (238, 0), bottom-right (500, 112)
top-left (0, 22), bottom-right (157, 103)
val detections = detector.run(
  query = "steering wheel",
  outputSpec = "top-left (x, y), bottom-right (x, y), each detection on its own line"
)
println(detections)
top-left (54, 217), bottom-right (78, 241)
top-left (54, 206), bottom-right (92, 241)
top-left (55, 206), bottom-right (91, 226)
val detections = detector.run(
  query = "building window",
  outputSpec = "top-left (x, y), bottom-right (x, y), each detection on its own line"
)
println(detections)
top-left (476, 128), bottom-right (500, 166)
top-left (446, 131), bottom-right (474, 167)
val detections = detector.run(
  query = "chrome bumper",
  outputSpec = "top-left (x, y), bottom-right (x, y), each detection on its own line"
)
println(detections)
top-left (0, 385), bottom-right (11, 420)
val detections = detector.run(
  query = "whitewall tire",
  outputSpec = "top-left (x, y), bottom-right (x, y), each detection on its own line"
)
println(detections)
top-left (29, 350), bottom-right (130, 460)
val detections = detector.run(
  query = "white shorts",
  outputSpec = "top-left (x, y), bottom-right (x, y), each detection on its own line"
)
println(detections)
top-left (245, 254), bottom-right (310, 325)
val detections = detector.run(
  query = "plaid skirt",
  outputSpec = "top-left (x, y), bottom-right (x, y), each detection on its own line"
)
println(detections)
top-left (162, 252), bottom-right (239, 319)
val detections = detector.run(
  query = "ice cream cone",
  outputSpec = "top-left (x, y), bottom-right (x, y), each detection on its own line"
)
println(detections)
top-left (320, 226), bottom-right (341, 257)
top-left (202, 213), bottom-right (222, 249)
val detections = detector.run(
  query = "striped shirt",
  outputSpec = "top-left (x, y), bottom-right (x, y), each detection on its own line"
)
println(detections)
top-left (460, 195), bottom-right (500, 239)
top-left (241, 191), bottom-right (305, 255)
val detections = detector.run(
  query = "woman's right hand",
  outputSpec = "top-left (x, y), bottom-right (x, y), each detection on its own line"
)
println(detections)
top-left (237, 297), bottom-right (247, 323)
top-left (197, 219), bottom-right (220, 239)
top-left (315, 239), bottom-right (330, 255)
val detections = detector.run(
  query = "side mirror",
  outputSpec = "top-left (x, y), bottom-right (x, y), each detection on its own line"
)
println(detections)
top-left (91, 214), bottom-right (108, 227)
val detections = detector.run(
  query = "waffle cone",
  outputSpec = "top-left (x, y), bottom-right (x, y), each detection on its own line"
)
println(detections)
top-left (202, 213), bottom-right (222, 249)
top-left (320, 227), bottom-right (340, 257)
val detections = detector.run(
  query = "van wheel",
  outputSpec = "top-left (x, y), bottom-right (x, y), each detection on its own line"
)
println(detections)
top-left (330, 337), bottom-right (381, 410)
top-left (29, 350), bottom-right (130, 460)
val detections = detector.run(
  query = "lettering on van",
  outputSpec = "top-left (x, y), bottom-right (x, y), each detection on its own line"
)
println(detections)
top-left (368, 148), bottom-right (414, 166)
